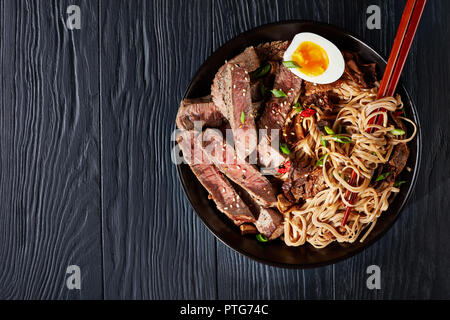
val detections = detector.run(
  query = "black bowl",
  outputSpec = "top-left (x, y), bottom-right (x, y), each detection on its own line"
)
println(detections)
top-left (175, 21), bottom-right (421, 268)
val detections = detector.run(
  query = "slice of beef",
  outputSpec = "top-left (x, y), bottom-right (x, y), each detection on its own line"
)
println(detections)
top-left (343, 51), bottom-right (377, 89)
top-left (177, 131), bottom-right (255, 225)
top-left (257, 132), bottom-right (286, 170)
top-left (230, 178), bottom-right (284, 240)
top-left (258, 64), bottom-right (303, 131)
top-left (228, 46), bottom-right (261, 73)
top-left (255, 207), bottom-right (284, 240)
top-left (255, 40), bottom-right (290, 62)
top-left (211, 63), bottom-right (258, 158)
top-left (283, 165), bottom-right (327, 201)
top-left (201, 129), bottom-right (278, 208)
top-left (176, 96), bottom-right (224, 130)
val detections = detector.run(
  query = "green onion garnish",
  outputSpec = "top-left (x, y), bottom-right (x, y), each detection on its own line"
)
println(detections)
top-left (394, 180), bottom-right (407, 187)
top-left (390, 128), bottom-right (406, 136)
top-left (253, 64), bottom-right (271, 79)
top-left (294, 101), bottom-right (303, 113)
top-left (321, 135), bottom-right (327, 147)
top-left (280, 143), bottom-right (290, 155)
top-left (283, 60), bottom-right (302, 68)
top-left (330, 135), bottom-right (352, 144)
top-left (256, 234), bottom-right (268, 242)
top-left (240, 111), bottom-right (245, 125)
top-left (271, 89), bottom-right (287, 98)
top-left (316, 154), bottom-right (327, 167)
top-left (324, 126), bottom-right (335, 135)
top-left (375, 172), bottom-right (391, 182)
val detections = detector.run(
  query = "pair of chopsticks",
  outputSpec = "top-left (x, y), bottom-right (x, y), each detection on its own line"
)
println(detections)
top-left (341, 0), bottom-right (427, 227)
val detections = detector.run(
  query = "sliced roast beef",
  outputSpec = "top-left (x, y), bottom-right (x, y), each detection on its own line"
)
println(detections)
top-left (228, 46), bottom-right (261, 73)
top-left (257, 133), bottom-right (286, 170)
top-left (258, 64), bottom-right (303, 131)
top-left (201, 129), bottom-right (277, 208)
top-left (255, 40), bottom-right (290, 62)
top-left (176, 96), bottom-right (224, 130)
top-left (304, 80), bottom-right (344, 96)
top-left (283, 164), bottom-right (327, 201)
top-left (211, 63), bottom-right (258, 158)
top-left (177, 131), bottom-right (255, 225)
top-left (255, 207), bottom-right (284, 240)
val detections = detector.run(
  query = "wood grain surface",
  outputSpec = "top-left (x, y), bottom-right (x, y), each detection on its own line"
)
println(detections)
top-left (0, 0), bottom-right (102, 299)
top-left (1, 0), bottom-right (449, 300)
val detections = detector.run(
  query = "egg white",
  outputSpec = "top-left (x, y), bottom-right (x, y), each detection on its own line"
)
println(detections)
top-left (283, 32), bottom-right (345, 84)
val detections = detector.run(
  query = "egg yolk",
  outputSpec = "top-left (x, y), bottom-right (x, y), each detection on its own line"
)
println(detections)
top-left (291, 41), bottom-right (329, 77)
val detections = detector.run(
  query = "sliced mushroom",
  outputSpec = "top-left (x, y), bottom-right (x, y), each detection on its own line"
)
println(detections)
top-left (240, 224), bottom-right (259, 235)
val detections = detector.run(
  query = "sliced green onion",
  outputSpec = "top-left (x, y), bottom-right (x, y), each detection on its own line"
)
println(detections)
top-left (394, 180), bottom-right (407, 187)
top-left (271, 89), bottom-right (287, 98)
top-left (375, 172), bottom-right (391, 182)
top-left (390, 128), bottom-right (406, 136)
top-left (330, 135), bottom-right (352, 144)
top-left (321, 135), bottom-right (327, 147)
top-left (240, 111), bottom-right (245, 125)
top-left (280, 143), bottom-right (290, 155)
top-left (316, 154), bottom-right (327, 167)
top-left (324, 126), bottom-right (335, 135)
top-left (283, 60), bottom-right (302, 68)
top-left (256, 234), bottom-right (268, 242)
top-left (294, 101), bottom-right (303, 113)
top-left (253, 64), bottom-right (271, 79)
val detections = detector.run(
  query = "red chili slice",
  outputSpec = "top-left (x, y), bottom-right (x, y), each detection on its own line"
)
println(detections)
top-left (278, 160), bottom-right (291, 174)
top-left (300, 108), bottom-right (316, 118)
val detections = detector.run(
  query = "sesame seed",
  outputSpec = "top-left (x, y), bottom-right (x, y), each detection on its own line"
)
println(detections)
top-left (224, 207), bottom-right (228, 210)
top-left (236, 203), bottom-right (240, 208)
top-left (233, 84), bottom-right (236, 89)
top-left (230, 204), bottom-right (233, 208)
top-left (222, 188), bottom-right (226, 192)
top-left (243, 89), bottom-right (246, 93)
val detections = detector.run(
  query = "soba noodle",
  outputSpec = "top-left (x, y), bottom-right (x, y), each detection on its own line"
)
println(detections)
top-left (278, 80), bottom-right (417, 248)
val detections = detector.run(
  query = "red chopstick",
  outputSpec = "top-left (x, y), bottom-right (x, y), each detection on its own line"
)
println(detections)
top-left (341, 0), bottom-right (427, 227)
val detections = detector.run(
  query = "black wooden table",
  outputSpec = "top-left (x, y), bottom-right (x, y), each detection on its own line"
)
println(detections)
top-left (0, 0), bottom-right (449, 300)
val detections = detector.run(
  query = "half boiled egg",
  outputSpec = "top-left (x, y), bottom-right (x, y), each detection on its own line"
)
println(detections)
top-left (283, 32), bottom-right (345, 84)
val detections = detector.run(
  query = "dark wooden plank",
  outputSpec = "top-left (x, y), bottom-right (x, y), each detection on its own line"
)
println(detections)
top-left (213, 0), bottom-right (335, 300)
top-left (330, 0), bottom-right (450, 299)
top-left (99, 0), bottom-right (217, 299)
top-left (0, 0), bottom-right (102, 299)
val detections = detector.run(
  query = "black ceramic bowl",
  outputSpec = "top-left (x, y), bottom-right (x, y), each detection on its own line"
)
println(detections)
top-left (175, 21), bottom-right (421, 268)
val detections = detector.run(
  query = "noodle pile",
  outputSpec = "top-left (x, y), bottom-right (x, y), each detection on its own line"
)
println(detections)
top-left (278, 81), bottom-right (417, 248)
